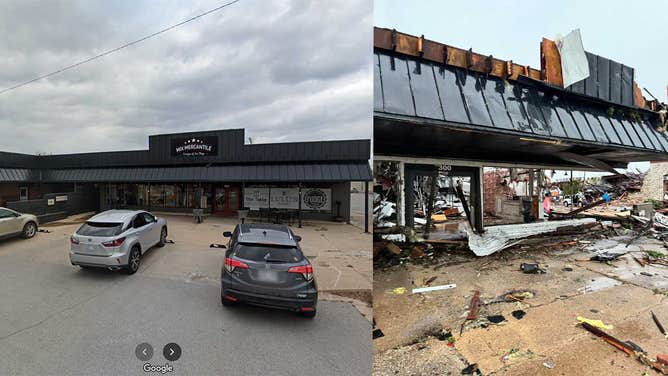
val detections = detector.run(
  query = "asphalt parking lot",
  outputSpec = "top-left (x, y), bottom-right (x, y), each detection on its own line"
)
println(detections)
top-left (0, 214), bottom-right (371, 375)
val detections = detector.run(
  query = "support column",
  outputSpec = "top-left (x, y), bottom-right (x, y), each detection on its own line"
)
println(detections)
top-left (298, 182), bottom-right (302, 228)
top-left (528, 169), bottom-right (535, 196)
top-left (396, 161), bottom-right (406, 227)
top-left (570, 170), bottom-right (574, 212)
top-left (364, 181), bottom-right (369, 233)
top-left (537, 170), bottom-right (545, 220)
top-left (471, 167), bottom-right (484, 233)
top-left (424, 175), bottom-right (437, 237)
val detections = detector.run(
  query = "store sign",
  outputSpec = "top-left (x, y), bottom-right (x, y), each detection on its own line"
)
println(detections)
top-left (55, 195), bottom-right (68, 202)
top-left (243, 187), bottom-right (331, 211)
top-left (47, 199), bottom-right (55, 206)
top-left (302, 188), bottom-right (331, 211)
top-left (171, 136), bottom-right (218, 157)
top-left (244, 188), bottom-right (269, 208)
top-left (270, 188), bottom-right (300, 209)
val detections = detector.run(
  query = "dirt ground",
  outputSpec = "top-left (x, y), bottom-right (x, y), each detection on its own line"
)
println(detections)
top-left (373, 228), bottom-right (668, 375)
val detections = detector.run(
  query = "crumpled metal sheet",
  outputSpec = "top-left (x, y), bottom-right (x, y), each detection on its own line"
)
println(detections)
top-left (555, 29), bottom-right (590, 88)
top-left (465, 218), bottom-right (597, 256)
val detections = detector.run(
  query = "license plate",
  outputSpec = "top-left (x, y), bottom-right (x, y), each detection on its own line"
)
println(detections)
top-left (256, 270), bottom-right (280, 283)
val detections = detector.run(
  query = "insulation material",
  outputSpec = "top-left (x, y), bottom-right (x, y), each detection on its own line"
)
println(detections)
top-left (555, 29), bottom-right (590, 88)
top-left (464, 218), bottom-right (596, 256)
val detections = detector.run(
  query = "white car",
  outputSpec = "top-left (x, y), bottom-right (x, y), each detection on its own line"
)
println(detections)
top-left (0, 207), bottom-right (38, 240)
top-left (69, 210), bottom-right (167, 274)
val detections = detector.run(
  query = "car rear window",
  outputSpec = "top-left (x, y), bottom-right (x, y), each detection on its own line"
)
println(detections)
top-left (234, 244), bottom-right (304, 263)
top-left (77, 222), bottom-right (124, 237)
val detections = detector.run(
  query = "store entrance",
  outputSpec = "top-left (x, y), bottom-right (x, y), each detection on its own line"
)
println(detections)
top-left (213, 185), bottom-right (241, 216)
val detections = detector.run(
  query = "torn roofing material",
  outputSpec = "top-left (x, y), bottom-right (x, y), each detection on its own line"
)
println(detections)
top-left (464, 218), bottom-right (596, 256)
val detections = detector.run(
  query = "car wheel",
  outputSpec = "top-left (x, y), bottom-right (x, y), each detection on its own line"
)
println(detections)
top-left (126, 246), bottom-right (141, 275)
top-left (21, 222), bottom-right (37, 239)
top-left (157, 227), bottom-right (167, 247)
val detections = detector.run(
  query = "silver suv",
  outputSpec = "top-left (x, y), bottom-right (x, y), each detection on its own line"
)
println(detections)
top-left (0, 207), bottom-right (38, 240)
top-left (69, 210), bottom-right (167, 274)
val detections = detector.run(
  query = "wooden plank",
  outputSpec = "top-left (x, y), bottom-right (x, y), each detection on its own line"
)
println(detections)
top-left (541, 38), bottom-right (564, 86)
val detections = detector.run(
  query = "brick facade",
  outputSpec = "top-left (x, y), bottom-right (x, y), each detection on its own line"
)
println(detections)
top-left (483, 169), bottom-right (514, 215)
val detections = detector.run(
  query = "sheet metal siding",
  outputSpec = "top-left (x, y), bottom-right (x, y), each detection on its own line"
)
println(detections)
top-left (4, 129), bottom-right (370, 169)
top-left (566, 52), bottom-right (635, 108)
top-left (34, 140), bottom-right (370, 169)
top-left (0, 152), bottom-right (38, 168)
top-left (41, 163), bottom-right (372, 183)
top-left (374, 51), bottom-right (665, 154)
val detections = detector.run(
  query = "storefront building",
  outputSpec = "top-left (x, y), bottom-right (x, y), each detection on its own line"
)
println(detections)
top-left (0, 129), bottom-right (371, 224)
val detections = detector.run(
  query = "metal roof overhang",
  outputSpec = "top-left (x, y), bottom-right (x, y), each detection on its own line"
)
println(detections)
top-left (374, 51), bottom-right (668, 170)
top-left (37, 163), bottom-right (372, 183)
top-left (0, 168), bottom-right (40, 182)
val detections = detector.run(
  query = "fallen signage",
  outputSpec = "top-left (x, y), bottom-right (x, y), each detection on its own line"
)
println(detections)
top-left (465, 218), bottom-right (597, 256)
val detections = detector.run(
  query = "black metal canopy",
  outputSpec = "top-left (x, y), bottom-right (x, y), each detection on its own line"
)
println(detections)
top-left (374, 50), bottom-right (668, 169)
top-left (0, 129), bottom-right (372, 183)
top-left (0, 163), bottom-right (372, 183)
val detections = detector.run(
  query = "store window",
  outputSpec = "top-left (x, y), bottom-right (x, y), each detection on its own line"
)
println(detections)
top-left (150, 184), bottom-right (164, 207)
top-left (19, 187), bottom-right (28, 201)
top-left (164, 185), bottom-right (176, 207)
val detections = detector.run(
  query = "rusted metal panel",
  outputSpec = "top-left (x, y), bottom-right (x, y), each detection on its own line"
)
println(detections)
top-left (634, 81), bottom-right (646, 108)
top-left (373, 27), bottom-right (392, 50)
top-left (541, 38), bottom-right (563, 86)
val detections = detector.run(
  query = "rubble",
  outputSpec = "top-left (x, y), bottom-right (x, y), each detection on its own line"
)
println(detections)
top-left (652, 311), bottom-right (668, 339)
top-left (579, 322), bottom-right (668, 374)
top-left (465, 218), bottom-right (596, 256)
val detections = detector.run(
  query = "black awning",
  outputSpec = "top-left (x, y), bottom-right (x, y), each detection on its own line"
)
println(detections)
top-left (0, 168), bottom-right (38, 182)
top-left (41, 163), bottom-right (372, 183)
top-left (374, 51), bottom-right (668, 166)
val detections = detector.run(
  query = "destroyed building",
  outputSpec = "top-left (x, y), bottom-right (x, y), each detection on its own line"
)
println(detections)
top-left (373, 27), bottom-right (668, 255)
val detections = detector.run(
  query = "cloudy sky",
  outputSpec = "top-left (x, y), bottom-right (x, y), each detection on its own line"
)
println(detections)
top-left (0, 0), bottom-right (372, 154)
top-left (376, 0), bottom-right (667, 173)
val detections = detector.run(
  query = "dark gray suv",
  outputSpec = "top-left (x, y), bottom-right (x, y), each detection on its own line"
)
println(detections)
top-left (220, 223), bottom-right (317, 317)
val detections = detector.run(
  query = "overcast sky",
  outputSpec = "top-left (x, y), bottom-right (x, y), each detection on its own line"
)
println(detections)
top-left (376, 0), bottom-right (666, 173)
top-left (0, 0), bottom-right (372, 155)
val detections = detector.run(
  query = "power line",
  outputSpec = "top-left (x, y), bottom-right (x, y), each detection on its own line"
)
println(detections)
top-left (0, 0), bottom-right (243, 96)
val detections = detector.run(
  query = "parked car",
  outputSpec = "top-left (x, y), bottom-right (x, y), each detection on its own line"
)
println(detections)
top-left (220, 223), bottom-right (317, 317)
top-left (0, 207), bottom-right (38, 240)
top-left (69, 210), bottom-right (167, 274)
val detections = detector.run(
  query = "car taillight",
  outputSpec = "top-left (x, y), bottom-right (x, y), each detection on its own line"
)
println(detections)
top-left (224, 257), bottom-right (249, 272)
top-left (102, 237), bottom-right (126, 247)
top-left (70, 236), bottom-right (79, 245)
top-left (288, 265), bottom-right (313, 281)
